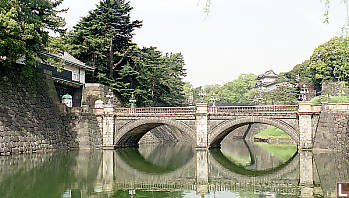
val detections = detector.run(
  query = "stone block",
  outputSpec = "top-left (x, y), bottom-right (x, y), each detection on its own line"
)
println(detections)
top-left (11, 148), bottom-right (19, 154)
top-left (11, 136), bottom-right (19, 142)
top-left (3, 147), bottom-right (10, 153)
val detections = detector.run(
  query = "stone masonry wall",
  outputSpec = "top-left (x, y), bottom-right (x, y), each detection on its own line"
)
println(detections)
top-left (0, 68), bottom-right (78, 155)
top-left (222, 123), bottom-right (268, 143)
top-left (314, 110), bottom-right (349, 151)
top-left (321, 81), bottom-right (349, 96)
top-left (70, 110), bottom-right (102, 149)
top-left (139, 125), bottom-right (182, 145)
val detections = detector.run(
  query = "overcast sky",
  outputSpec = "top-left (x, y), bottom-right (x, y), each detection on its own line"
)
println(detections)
top-left (60, 0), bottom-right (348, 87)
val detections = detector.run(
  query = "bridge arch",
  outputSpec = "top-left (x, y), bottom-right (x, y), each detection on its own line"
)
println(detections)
top-left (115, 118), bottom-right (195, 147)
top-left (209, 117), bottom-right (299, 148)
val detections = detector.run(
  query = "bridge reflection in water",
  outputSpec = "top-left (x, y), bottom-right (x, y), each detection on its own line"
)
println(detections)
top-left (0, 140), bottom-right (349, 198)
top-left (1, 141), bottom-right (348, 198)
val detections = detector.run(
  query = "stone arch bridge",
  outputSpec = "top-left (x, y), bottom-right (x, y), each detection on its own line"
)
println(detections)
top-left (94, 102), bottom-right (321, 150)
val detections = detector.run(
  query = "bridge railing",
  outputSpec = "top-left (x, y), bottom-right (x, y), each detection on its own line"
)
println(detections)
top-left (114, 105), bottom-right (298, 115)
top-left (209, 105), bottom-right (298, 114)
top-left (114, 106), bottom-right (197, 115)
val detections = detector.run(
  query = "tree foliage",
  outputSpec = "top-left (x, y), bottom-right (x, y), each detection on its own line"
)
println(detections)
top-left (218, 74), bottom-right (256, 105)
top-left (66, 0), bottom-right (186, 106)
top-left (282, 60), bottom-right (312, 85)
top-left (67, 0), bottom-right (142, 81)
top-left (281, 36), bottom-right (348, 95)
top-left (116, 47), bottom-right (186, 107)
top-left (0, 0), bottom-right (66, 75)
top-left (184, 74), bottom-right (256, 106)
top-left (258, 84), bottom-right (298, 105)
top-left (309, 36), bottom-right (349, 84)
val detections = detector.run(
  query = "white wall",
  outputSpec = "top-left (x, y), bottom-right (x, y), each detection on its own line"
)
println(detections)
top-left (261, 77), bottom-right (276, 84)
top-left (263, 84), bottom-right (277, 91)
top-left (80, 69), bottom-right (85, 84)
top-left (64, 64), bottom-right (86, 84)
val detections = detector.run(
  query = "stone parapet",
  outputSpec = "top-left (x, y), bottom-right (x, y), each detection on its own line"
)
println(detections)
top-left (323, 103), bottom-right (349, 111)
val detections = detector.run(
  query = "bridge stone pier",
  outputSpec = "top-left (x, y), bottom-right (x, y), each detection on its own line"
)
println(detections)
top-left (196, 103), bottom-right (209, 149)
top-left (93, 102), bottom-right (321, 150)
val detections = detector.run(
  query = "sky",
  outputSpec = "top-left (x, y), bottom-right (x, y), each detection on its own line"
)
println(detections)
top-left (60, 0), bottom-right (348, 87)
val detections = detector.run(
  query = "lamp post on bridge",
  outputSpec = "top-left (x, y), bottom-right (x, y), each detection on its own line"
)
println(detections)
top-left (105, 89), bottom-right (114, 105)
top-left (210, 94), bottom-right (217, 107)
top-left (129, 93), bottom-right (136, 108)
top-left (198, 89), bottom-right (206, 103)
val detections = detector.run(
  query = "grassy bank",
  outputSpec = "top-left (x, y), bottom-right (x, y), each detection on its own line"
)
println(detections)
top-left (254, 126), bottom-right (291, 140)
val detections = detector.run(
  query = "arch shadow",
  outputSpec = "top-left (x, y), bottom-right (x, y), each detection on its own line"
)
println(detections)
top-left (209, 117), bottom-right (299, 148)
top-left (115, 118), bottom-right (195, 148)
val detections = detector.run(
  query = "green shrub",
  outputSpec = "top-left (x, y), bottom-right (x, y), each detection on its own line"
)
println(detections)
top-left (311, 95), bottom-right (329, 105)
top-left (329, 96), bottom-right (349, 103)
top-left (311, 95), bottom-right (349, 104)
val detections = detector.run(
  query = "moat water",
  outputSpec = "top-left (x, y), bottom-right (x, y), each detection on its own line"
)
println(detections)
top-left (0, 140), bottom-right (348, 198)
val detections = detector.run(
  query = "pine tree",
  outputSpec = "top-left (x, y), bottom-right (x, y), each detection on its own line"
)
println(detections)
top-left (67, 0), bottom-right (142, 85)
top-left (0, 0), bottom-right (66, 75)
top-left (67, 1), bottom-right (187, 106)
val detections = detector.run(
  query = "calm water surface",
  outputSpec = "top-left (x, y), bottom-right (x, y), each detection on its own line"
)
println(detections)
top-left (0, 140), bottom-right (348, 198)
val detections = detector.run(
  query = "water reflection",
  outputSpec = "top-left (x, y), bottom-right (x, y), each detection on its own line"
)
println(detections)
top-left (212, 140), bottom-right (298, 176)
top-left (116, 143), bottom-right (194, 174)
top-left (0, 141), bottom-right (348, 198)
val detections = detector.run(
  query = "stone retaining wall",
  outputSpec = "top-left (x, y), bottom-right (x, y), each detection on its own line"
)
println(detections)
top-left (70, 109), bottom-right (102, 149)
top-left (314, 110), bottom-right (349, 151)
top-left (0, 68), bottom-right (78, 155)
top-left (222, 123), bottom-right (268, 143)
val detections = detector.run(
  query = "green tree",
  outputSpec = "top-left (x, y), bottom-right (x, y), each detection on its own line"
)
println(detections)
top-left (218, 74), bottom-right (256, 105)
top-left (183, 82), bottom-right (194, 102)
top-left (0, 0), bottom-right (66, 75)
top-left (126, 47), bottom-right (186, 106)
top-left (283, 60), bottom-right (313, 85)
top-left (309, 36), bottom-right (349, 85)
top-left (260, 84), bottom-right (298, 105)
top-left (67, 1), bottom-right (187, 107)
top-left (203, 84), bottom-right (221, 104)
top-left (188, 74), bottom-right (256, 106)
top-left (67, 0), bottom-right (142, 84)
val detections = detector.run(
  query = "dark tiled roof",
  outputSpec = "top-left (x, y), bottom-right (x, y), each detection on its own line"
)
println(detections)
top-left (256, 70), bottom-right (278, 80)
top-left (45, 52), bottom-right (95, 71)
